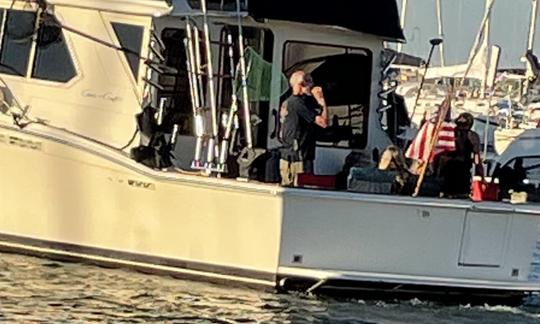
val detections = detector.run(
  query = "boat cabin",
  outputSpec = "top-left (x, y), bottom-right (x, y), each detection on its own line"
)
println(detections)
top-left (0, 0), bottom-right (410, 185)
top-left (153, 0), bottom-right (406, 177)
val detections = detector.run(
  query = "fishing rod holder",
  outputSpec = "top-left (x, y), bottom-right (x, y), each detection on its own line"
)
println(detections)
top-left (183, 0), bottom-right (260, 176)
top-left (237, 147), bottom-right (265, 179)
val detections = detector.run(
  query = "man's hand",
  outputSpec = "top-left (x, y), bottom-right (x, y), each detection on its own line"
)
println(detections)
top-left (311, 86), bottom-right (329, 128)
top-left (311, 86), bottom-right (326, 106)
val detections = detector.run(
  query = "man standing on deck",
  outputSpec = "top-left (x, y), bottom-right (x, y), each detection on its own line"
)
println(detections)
top-left (439, 112), bottom-right (484, 198)
top-left (279, 71), bottom-right (329, 186)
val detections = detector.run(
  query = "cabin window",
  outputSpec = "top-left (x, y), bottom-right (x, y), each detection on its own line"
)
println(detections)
top-left (157, 28), bottom-right (193, 136)
top-left (32, 24), bottom-right (76, 82)
top-left (283, 41), bottom-right (373, 149)
top-left (0, 10), bottom-right (36, 76)
top-left (219, 26), bottom-right (275, 148)
top-left (0, 10), bottom-right (77, 83)
top-left (112, 22), bottom-right (144, 80)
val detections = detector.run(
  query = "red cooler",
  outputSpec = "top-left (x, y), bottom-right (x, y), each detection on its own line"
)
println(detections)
top-left (297, 173), bottom-right (336, 190)
top-left (471, 176), bottom-right (500, 202)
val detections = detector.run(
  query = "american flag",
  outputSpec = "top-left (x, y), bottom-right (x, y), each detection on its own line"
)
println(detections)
top-left (405, 99), bottom-right (455, 164)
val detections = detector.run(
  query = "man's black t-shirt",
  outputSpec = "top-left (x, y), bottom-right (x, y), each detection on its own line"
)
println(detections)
top-left (280, 94), bottom-right (320, 162)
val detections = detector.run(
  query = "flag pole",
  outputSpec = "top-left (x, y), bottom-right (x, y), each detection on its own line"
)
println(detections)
top-left (413, 92), bottom-right (452, 197)
top-left (410, 38), bottom-right (443, 121)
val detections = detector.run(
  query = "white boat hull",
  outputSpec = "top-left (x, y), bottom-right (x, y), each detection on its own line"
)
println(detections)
top-left (2, 123), bottom-right (540, 301)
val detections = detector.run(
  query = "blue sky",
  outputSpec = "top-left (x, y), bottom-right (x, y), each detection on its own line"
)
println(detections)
top-left (398, 0), bottom-right (538, 68)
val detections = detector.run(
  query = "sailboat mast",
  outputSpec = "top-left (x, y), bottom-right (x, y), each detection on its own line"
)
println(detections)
top-left (524, 0), bottom-right (538, 99)
top-left (436, 0), bottom-right (445, 66)
top-left (462, 0), bottom-right (494, 87)
top-left (397, 0), bottom-right (408, 53)
top-left (482, 0), bottom-right (492, 97)
top-left (528, 0), bottom-right (538, 51)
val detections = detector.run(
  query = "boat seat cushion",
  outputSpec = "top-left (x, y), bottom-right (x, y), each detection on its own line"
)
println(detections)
top-left (347, 167), bottom-right (396, 194)
top-left (347, 167), bottom-right (443, 197)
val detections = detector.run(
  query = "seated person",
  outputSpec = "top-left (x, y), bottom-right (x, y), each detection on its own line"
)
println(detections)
top-left (496, 158), bottom-right (529, 198)
top-left (378, 145), bottom-right (410, 194)
top-left (336, 150), bottom-right (374, 190)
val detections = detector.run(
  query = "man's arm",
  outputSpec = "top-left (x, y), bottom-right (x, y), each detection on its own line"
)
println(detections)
top-left (311, 87), bottom-right (329, 128)
top-left (470, 131), bottom-right (484, 177)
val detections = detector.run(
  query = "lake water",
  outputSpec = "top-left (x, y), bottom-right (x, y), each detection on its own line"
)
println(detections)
top-left (1, 252), bottom-right (540, 323)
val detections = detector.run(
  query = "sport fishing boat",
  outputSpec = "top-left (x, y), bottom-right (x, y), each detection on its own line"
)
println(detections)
top-left (1, 0), bottom-right (540, 303)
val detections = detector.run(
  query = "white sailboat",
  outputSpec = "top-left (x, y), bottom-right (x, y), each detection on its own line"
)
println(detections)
top-left (493, 0), bottom-right (540, 155)
top-left (400, 0), bottom-right (497, 126)
top-left (398, 0), bottom-right (540, 158)
top-left (0, 0), bottom-right (539, 303)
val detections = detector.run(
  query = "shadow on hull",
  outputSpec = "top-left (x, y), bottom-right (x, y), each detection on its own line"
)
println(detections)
top-left (279, 277), bottom-right (530, 306)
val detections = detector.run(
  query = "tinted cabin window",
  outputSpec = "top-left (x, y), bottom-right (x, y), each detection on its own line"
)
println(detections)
top-left (219, 27), bottom-right (275, 148)
top-left (112, 23), bottom-right (144, 80)
top-left (0, 10), bottom-right (36, 76)
top-left (283, 42), bottom-right (372, 149)
top-left (32, 24), bottom-right (76, 82)
top-left (159, 28), bottom-right (192, 135)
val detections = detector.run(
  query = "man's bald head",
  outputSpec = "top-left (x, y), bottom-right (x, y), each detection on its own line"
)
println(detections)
top-left (290, 70), bottom-right (313, 95)
top-left (289, 71), bottom-right (305, 88)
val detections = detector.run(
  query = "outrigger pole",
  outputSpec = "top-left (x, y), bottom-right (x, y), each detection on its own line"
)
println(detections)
top-left (217, 33), bottom-right (240, 172)
top-left (235, 0), bottom-right (253, 149)
top-left (201, 0), bottom-right (219, 169)
top-left (234, 0), bottom-right (265, 179)
top-left (186, 21), bottom-right (205, 169)
top-left (185, 22), bottom-right (199, 118)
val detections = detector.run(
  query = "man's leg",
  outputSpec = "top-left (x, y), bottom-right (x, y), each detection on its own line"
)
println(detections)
top-left (280, 160), bottom-right (306, 187)
top-left (290, 161), bottom-right (304, 187)
top-left (280, 159), bottom-right (293, 186)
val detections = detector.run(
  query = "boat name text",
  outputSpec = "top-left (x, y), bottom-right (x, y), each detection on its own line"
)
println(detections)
top-left (127, 179), bottom-right (156, 191)
top-left (82, 90), bottom-right (122, 103)
top-left (0, 134), bottom-right (42, 151)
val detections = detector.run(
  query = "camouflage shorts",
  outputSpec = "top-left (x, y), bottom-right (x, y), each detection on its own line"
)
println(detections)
top-left (279, 159), bottom-right (305, 187)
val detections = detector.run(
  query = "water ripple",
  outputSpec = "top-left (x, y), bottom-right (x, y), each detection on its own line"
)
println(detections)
top-left (1, 252), bottom-right (540, 323)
